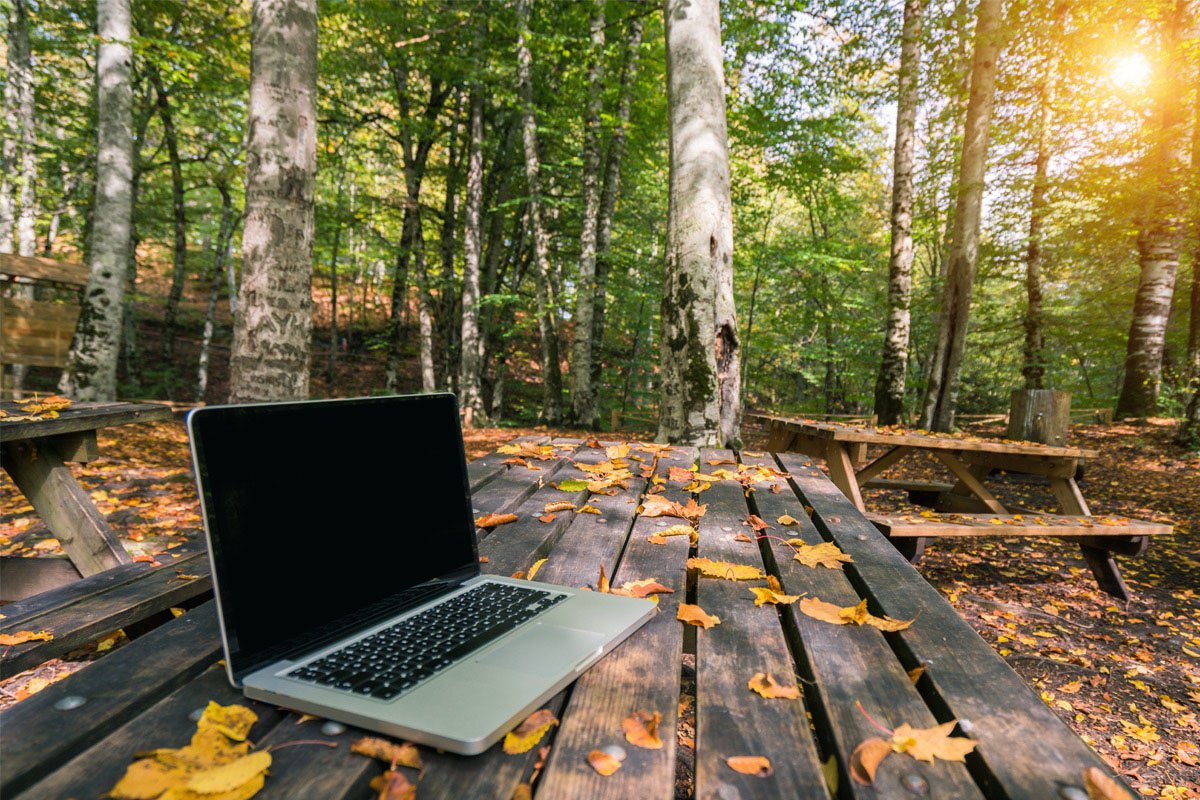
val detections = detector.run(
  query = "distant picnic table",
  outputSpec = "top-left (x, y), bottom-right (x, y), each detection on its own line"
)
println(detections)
top-left (0, 437), bottom-right (1128, 799)
top-left (762, 416), bottom-right (1171, 600)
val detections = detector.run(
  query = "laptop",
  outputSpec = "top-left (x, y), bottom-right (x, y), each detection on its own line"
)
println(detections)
top-left (187, 393), bottom-right (656, 755)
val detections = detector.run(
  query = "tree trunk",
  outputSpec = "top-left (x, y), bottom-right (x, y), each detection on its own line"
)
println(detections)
top-left (1115, 0), bottom-right (1191, 419)
top-left (1022, 70), bottom-right (1054, 391)
top-left (874, 0), bottom-right (923, 425)
top-left (325, 171), bottom-right (345, 387)
top-left (228, 0), bottom-right (317, 403)
top-left (569, 0), bottom-right (606, 428)
top-left (1183, 59), bottom-right (1199, 382)
top-left (1006, 388), bottom-right (1070, 445)
top-left (917, 0), bottom-right (1004, 432)
top-left (459, 87), bottom-right (489, 426)
top-left (153, 70), bottom-right (189, 364)
top-left (516, 0), bottom-right (563, 424)
top-left (658, 0), bottom-right (741, 447)
top-left (197, 185), bottom-right (238, 402)
top-left (590, 11), bottom-right (645, 394)
top-left (60, 0), bottom-right (135, 401)
top-left (1179, 384), bottom-right (1200, 449)
top-left (437, 99), bottom-right (463, 392)
top-left (414, 210), bottom-right (436, 393)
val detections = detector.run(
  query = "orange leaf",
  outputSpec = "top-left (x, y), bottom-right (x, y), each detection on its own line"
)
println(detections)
top-left (538, 513), bottom-right (557, 523)
top-left (733, 532), bottom-right (753, 542)
top-left (748, 672), bottom-right (800, 699)
top-left (668, 466), bottom-right (695, 483)
top-left (351, 737), bottom-right (422, 769)
top-left (745, 514), bottom-right (770, 532)
top-left (792, 542), bottom-right (853, 570)
top-left (605, 443), bottom-right (631, 460)
top-left (544, 501), bottom-right (576, 513)
top-left (623, 711), bottom-right (664, 749)
top-left (726, 755), bottom-right (772, 776)
top-left (588, 749), bottom-right (623, 776)
top-left (891, 721), bottom-right (976, 763)
top-left (577, 505), bottom-right (602, 515)
top-left (370, 769), bottom-right (416, 800)
top-left (1082, 766), bottom-right (1135, 800)
top-left (850, 737), bottom-right (893, 784)
top-left (475, 513), bottom-right (518, 528)
top-left (0, 630), bottom-right (53, 646)
top-left (686, 557), bottom-right (764, 581)
top-left (777, 515), bottom-right (801, 526)
top-left (597, 563), bottom-right (610, 594)
top-left (749, 587), bottom-right (801, 606)
top-left (640, 494), bottom-right (707, 522)
top-left (677, 603), bottom-right (721, 629)
top-left (611, 578), bottom-right (674, 598)
top-left (527, 558), bottom-right (547, 581)
top-left (503, 709), bottom-right (558, 755)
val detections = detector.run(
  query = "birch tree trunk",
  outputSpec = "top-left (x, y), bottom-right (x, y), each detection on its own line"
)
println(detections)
top-left (1115, 0), bottom-right (1191, 419)
top-left (60, 0), bottom-right (135, 401)
top-left (197, 184), bottom-right (237, 402)
top-left (569, 0), bottom-right (606, 428)
top-left (1022, 71), bottom-right (1054, 390)
top-left (590, 11), bottom-right (645, 392)
top-left (459, 87), bottom-right (489, 426)
top-left (325, 171), bottom-right (345, 386)
top-left (228, 0), bottom-right (317, 403)
top-left (414, 211), bottom-right (437, 393)
top-left (658, 0), bottom-right (741, 447)
top-left (516, 0), bottom-right (563, 424)
top-left (153, 71), bottom-right (189, 363)
top-left (1182, 52), bottom-right (1199, 383)
top-left (874, 0), bottom-right (923, 425)
top-left (917, 0), bottom-right (1004, 432)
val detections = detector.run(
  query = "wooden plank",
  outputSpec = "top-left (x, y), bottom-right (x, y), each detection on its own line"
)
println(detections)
top-left (691, 448), bottom-right (828, 799)
top-left (777, 452), bottom-right (1130, 798)
top-left (0, 602), bottom-right (222, 797)
top-left (0, 401), bottom-right (173, 442)
top-left (777, 420), bottom-right (1097, 458)
top-left (253, 711), bottom-right (379, 800)
top-left (0, 555), bottom-right (83, 602)
top-left (469, 457), bottom-right (569, 532)
top-left (466, 435), bottom-right (550, 493)
top-left (1, 438), bottom-right (132, 576)
top-left (742, 451), bottom-right (983, 798)
top-left (866, 513), bottom-right (1171, 538)
top-left (958, 449), bottom-right (1082, 478)
top-left (861, 478), bottom-right (955, 494)
top-left (853, 445), bottom-right (908, 485)
top-left (0, 548), bottom-right (211, 679)
top-left (932, 451), bottom-right (1008, 514)
top-left (823, 440), bottom-right (865, 511)
top-left (13, 666), bottom-right (285, 800)
top-left (535, 446), bottom-right (696, 800)
top-left (0, 252), bottom-right (89, 285)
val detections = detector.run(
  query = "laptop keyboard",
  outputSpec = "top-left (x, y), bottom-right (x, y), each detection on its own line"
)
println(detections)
top-left (285, 582), bottom-right (567, 700)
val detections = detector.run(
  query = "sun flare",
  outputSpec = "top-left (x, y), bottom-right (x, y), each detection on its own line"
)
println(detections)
top-left (1109, 52), bottom-right (1151, 90)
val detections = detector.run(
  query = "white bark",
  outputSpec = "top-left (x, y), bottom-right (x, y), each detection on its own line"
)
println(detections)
top-left (228, 0), bottom-right (317, 402)
top-left (60, 0), bottom-right (135, 401)
top-left (658, 0), bottom-right (740, 447)
top-left (459, 87), bottom-right (488, 425)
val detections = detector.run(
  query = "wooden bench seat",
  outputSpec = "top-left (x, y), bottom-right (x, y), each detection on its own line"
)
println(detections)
top-left (868, 511), bottom-right (1171, 539)
top-left (860, 478), bottom-right (956, 493)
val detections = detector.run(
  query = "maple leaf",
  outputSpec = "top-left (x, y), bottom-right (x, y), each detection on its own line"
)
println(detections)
top-left (750, 587), bottom-right (801, 606)
top-left (0, 629), bottom-right (53, 646)
top-left (588, 749), bottom-right (623, 775)
top-left (475, 513), bottom-right (518, 528)
top-left (544, 501), bottom-right (576, 513)
top-left (686, 557), bottom-right (764, 581)
top-left (726, 755), bottom-right (772, 776)
top-left (610, 578), bottom-right (674, 598)
top-left (745, 514), bottom-right (770, 532)
top-left (677, 603), bottom-right (721, 629)
top-left (371, 769), bottom-right (417, 800)
top-left (891, 721), bottom-right (976, 763)
top-left (503, 709), bottom-right (558, 755)
top-left (623, 710), bottom-right (664, 749)
top-left (640, 494), bottom-right (707, 522)
top-left (792, 541), bottom-right (853, 570)
top-left (850, 737), bottom-right (893, 784)
top-left (668, 465), bottom-right (695, 483)
top-left (748, 672), bottom-right (800, 699)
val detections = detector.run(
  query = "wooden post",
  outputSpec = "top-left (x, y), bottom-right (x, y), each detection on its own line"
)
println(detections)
top-left (1006, 389), bottom-right (1071, 445)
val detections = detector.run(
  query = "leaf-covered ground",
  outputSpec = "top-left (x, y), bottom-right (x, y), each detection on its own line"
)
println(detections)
top-left (0, 417), bottom-right (1196, 796)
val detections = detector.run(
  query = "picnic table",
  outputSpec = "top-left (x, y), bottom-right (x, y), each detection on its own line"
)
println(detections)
top-left (0, 438), bottom-right (1128, 799)
top-left (0, 400), bottom-right (173, 598)
top-left (764, 417), bottom-right (1170, 600)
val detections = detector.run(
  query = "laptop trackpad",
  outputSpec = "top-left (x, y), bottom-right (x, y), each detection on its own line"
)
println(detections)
top-left (477, 624), bottom-right (605, 677)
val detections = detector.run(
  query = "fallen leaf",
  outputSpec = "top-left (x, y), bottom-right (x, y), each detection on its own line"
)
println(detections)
top-left (370, 769), bottom-right (417, 800)
top-left (503, 709), bottom-right (558, 755)
top-left (578, 505), bottom-right (602, 514)
top-left (475, 513), bottom-right (518, 528)
top-left (750, 587), bottom-right (801, 606)
top-left (668, 466), bottom-right (695, 483)
top-left (186, 751), bottom-right (271, 794)
top-left (745, 515), bottom-right (770, 532)
top-left (606, 443), bottom-right (631, 460)
top-left (623, 711), bottom-right (664, 749)
top-left (777, 515), bottom-right (801, 526)
top-left (640, 494), bottom-right (707, 522)
top-left (891, 721), bottom-right (976, 763)
top-left (611, 578), bottom-right (674, 598)
top-left (0, 629), bottom-right (53, 646)
top-left (197, 701), bottom-right (258, 741)
top-left (850, 738), bottom-right (893, 784)
top-left (1082, 766), bottom-right (1134, 800)
top-left (538, 513), bottom-right (556, 523)
top-left (554, 479), bottom-right (590, 492)
top-left (748, 672), bottom-right (800, 699)
top-left (726, 755), bottom-right (773, 776)
top-left (597, 563), bottom-right (610, 594)
top-left (527, 558), bottom-right (547, 581)
top-left (677, 603), bottom-right (721, 629)
top-left (907, 665), bottom-right (926, 684)
top-left (588, 749), bottom-right (623, 776)
top-left (792, 542), bottom-right (853, 570)
top-left (799, 597), bottom-right (913, 631)
top-left (733, 533), bottom-right (753, 542)
top-left (351, 737), bottom-right (423, 768)
top-left (686, 557), bottom-right (764, 581)
top-left (111, 759), bottom-right (190, 799)
top-left (544, 501), bottom-right (576, 513)
top-left (512, 783), bottom-right (532, 800)
top-left (867, 614), bottom-right (914, 632)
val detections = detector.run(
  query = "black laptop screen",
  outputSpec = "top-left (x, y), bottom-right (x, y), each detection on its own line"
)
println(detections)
top-left (189, 394), bottom-right (479, 681)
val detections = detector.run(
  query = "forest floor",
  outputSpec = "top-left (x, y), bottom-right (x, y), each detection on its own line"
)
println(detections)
top-left (0, 417), bottom-right (1197, 797)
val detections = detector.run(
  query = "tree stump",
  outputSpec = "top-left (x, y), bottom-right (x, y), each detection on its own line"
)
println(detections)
top-left (1007, 389), bottom-right (1071, 445)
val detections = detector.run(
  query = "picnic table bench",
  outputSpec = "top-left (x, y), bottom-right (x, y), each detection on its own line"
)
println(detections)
top-left (764, 416), bottom-right (1171, 601)
top-left (0, 438), bottom-right (1128, 799)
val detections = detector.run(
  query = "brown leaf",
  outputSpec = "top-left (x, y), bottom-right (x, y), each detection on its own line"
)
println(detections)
top-left (503, 709), bottom-right (558, 755)
top-left (799, 597), bottom-right (866, 625)
top-left (668, 465), bottom-right (695, 483)
top-left (850, 738), bottom-right (893, 785)
top-left (891, 721), bottom-right (976, 763)
top-left (588, 749), bottom-right (623, 776)
top-left (676, 603), bottom-right (721, 629)
top-left (623, 710), bottom-right (664, 749)
top-left (351, 737), bottom-right (423, 768)
top-left (606, 443), bottom-right (631, 460)
top-left (907, 665), bottom-right (926, 684)
top-left (640, 494), bottom-right (707, 522)
top-left (538, 513), bottom-right (557, 523)
top-left (726, 755), bottom-right (773, 776)
top-left (371, 769), bottom-right (417, 800)
top-left (611, 578), bottom-right (674, 598)
top-left (0, 629), bottom-right (53, 646)
top-left (777, 514), bottom-right (801, 526)
top-left (511, 783), bottom-right (532, 800)
top-left (475, 513), bottom-right (518, 528)
top-left (544, 501), bottom-right (576, 513)
top-left (745, 514), bottom-right (770, 532)
top-left (748, 672), bottom-right (800, 699)
top-left (866, 614), bottom-right (914, 632)
top-left (733, 533), bottom-right (753, 542)
top-left (1082, 766), bottom-right (1135, 800)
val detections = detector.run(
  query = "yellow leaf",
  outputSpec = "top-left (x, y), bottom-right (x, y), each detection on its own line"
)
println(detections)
top-left (578, 505), bottom-right (602, 515)
top-left (866, 614), bottom-right (915, 632)
top-left (748, 672), bottom-right (800, 699)
top-left (197, 702), bottom-right (258, 742)
top-left (777, 515), bottom-right (801, 526)
top-left (526, 559), bottom-right (547, 581)
top-left (588, 749), bottom-right (623, 776)
top-left (111, 759), bottom-right (190, 799)
top-left (475, 513), bottom-right (519, 528)
top-left (792, 542), bottom-right (853, 570)
top-left (750, 587), bottom-right (801, 606)
top-left (850, 738), bottom-right (893, 785)
top-left (890, 721), bottom-right (976, 763)
top-left (185, 751), bottom-right (271, 794)
top-left (351, 737), bottom-right (422, 768)
top-left (544, 501), bottom-right (576, 513)
top-left (677, 603), bottom-right (721, 629)
top-left (0, 629), bottom-right (53, 646)
top-left (686, 557), bottom-right (764, 581)
top-left (640, 494), bottom-right (707, 522)
top-left (160, 774), bottom-right (265, 800)
top-left (726, 755), bottom-right (772, 776)
top-left (623, 710), bottom-right (664, 749)
top-left (606, 443), bottom-right (631, 460)
top-left (503, 709), bottom-right (558, 755)
top-left (611, 578), bottom-right (674, 598)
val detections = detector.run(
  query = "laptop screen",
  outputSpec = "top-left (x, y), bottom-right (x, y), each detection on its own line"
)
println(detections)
top-left (188, 393), bottom-right (480, 682)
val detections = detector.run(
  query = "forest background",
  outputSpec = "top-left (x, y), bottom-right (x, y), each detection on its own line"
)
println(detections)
top-left (2, 0), bottom-right (1198, 441)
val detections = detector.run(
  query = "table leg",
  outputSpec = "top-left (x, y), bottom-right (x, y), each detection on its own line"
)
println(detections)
top-left (933, 451), bottom-right (1007, 514)
top-left (1050, 476), bottom-right (1135, 601)
top-left (824, 441), bottom-right (865, 511)
top-left (1, 440), bottom-right (132, 576)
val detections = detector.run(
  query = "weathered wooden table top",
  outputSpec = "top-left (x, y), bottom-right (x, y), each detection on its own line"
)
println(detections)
top-left (0, 400), bottom-right (173, 442)
top-left (0, 438), bottom-right (1124, 799)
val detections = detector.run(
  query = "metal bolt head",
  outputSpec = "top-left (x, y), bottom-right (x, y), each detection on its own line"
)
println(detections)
top-left (901, 773), bottom-right (929, 795)
top-left (54, 695), bottom-right (87, 711)
top-left (1058, 787), bottom-right (1088, 800)
top-left (321, 721), bottom-right (347, 736)
top-left (958, 719), bottom-right (974, 735)
top-left (188, 707), bottom-right (204, 722)
top-left (599, 744), bottom-right (627, 762)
